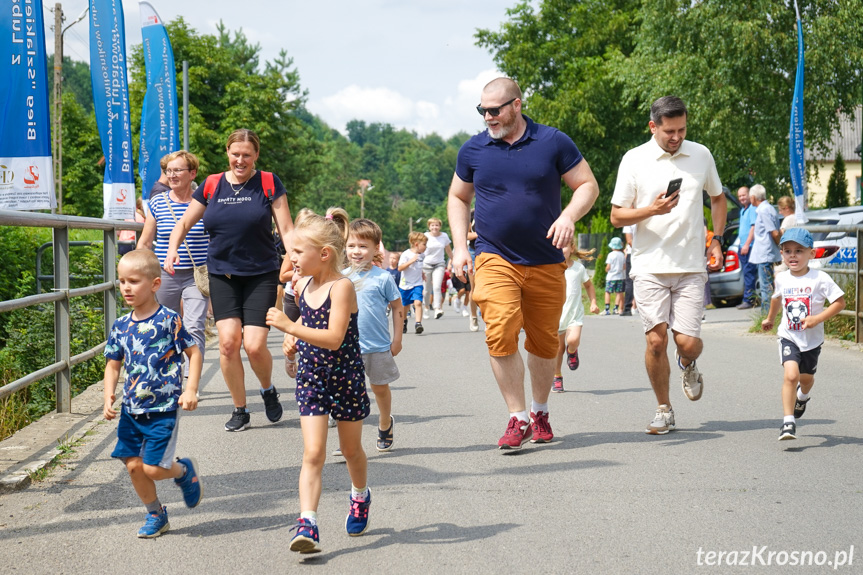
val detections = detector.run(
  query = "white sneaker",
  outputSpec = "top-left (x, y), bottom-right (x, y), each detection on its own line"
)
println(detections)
top-left (434, 308), bottom-right (443, 319)
top-left (454, 300), bottom-right (462, 313)
top-left (675, 350), bottom-right (704, 401)
top-left (469, 316), bottom-right (479, 332)
top-left (462, 307), bottom-right (470, 317)
top-left (646, 405), bottom-right (675, 435)
top-left (423, 309), bottom-right (430, 320)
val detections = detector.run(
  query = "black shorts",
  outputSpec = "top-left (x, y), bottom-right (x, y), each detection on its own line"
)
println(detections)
top-left (451, 274), bottom-right (470, 292)
top-left (778, 338), bottom-right (821, 375)
top-left (209, 270), bottom-right (279, 328)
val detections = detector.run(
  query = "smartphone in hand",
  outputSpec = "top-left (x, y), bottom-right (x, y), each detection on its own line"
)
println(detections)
top-left (665, 178), bottom-right (683, 198)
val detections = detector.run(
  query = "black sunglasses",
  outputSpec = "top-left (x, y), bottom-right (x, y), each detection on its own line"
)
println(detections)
top-left (476, 98), bottom-right (516, 117)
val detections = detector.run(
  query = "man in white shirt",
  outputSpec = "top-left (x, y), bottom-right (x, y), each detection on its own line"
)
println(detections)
top-left (610, 96), bottom-right (726, 435)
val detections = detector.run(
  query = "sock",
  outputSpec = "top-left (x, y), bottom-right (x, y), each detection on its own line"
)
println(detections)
top-left (797, 388), bottom-right (810, 401)
top-left (260, 384), bottom-right (274, 393)
top-left (783, 415), bottom-right (796, 424)
top-left (300, 511), bottom-right (318, 525)
top-left (351, 485), bottom-right (370, 501)
top-left (604, 304), bottom-right (609, 311)
top-left (177, 461), bottom-right (188, 479)
top-left (510, 410), bottom-right (529, 423)
top-left (531, 401), bottom-right (549, 415)
top-left (145, 499), bottom-right (162, 514)
top-left (554, 373), bottom-right (562, 378)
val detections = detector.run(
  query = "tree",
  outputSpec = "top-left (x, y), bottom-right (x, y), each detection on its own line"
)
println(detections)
top-left (825, 152), bottom-right (849, 208)
top-left (615, 0), bottom-right (863, 195)
top-left (127, 18), bottom-right (320, 203)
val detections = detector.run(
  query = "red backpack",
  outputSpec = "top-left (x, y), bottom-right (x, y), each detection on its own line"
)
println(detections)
top-left (202, 171), bottom-right (275, 201)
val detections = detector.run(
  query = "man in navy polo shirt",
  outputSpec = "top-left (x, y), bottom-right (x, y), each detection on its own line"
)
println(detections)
top-left (448, 77), bottom-right (599, 451)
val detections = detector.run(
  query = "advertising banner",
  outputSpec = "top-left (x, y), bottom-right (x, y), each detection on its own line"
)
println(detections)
top-left (89, 0), bottom-right (134, 219)
top-left (788, 5), bottom-right (807, 223)
top-left (138, 1), bottom-right (179, 200)
top-left (0, 0), bottom-right (56, 211)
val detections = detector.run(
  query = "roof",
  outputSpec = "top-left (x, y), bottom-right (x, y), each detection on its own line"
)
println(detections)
top-left (806, 106), bottom-right (862, 161)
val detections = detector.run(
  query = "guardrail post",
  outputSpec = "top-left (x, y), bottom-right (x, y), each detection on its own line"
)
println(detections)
top-left (104, 229), bottom-right (117, 340)
top-left (53, 227), bottom-right (71, 413)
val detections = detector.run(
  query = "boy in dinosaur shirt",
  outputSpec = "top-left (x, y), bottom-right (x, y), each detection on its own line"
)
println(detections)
top-left (103, 249), bottom-right (204, 538)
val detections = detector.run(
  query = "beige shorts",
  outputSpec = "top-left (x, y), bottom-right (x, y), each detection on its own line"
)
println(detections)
top-left (631, 272), bottom-right (706, 338)
top-left (362, 351), bottom-right (400, 386)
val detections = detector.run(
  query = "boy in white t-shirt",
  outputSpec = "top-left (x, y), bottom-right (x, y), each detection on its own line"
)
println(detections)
top-left (761, 228), bottom-right (845, 441)
top-left (603, 237), bottom-right (626, 315)
top-left (398, 232), bottom-right (428, 334)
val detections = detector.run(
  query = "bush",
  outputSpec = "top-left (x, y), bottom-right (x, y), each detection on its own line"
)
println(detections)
top-left (593, 241), bottom-right (611, 292)
top-left (0, 244), bottom-right (108, 441)
top-left (826, 152), bottom-right (850, 209)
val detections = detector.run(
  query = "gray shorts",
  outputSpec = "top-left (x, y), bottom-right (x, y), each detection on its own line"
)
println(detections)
top-left (362, 351), bottom-right (400, 386)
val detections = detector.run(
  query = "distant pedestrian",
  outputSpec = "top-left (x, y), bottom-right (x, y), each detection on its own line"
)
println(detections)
top-left (102, 250), bottom-right (203, 538)
top-left (603, 237), bottom-right (626, 315)
top-left (761, 229), bottom-right (845, 441)
top-left (736, 186), bottom-right (757, 309)
top-left (748, 184), bottom-right (781, 314)
top-left (398, 232), bottom-right (428, 334)
top-left (266, 211), bottom-right (372, 554)
top-left (386, 251), bottom-right (401, 289)
top-left (552, 242), bottom-right (599, 392)
top-left (621, 225), bottom-right (636, 315)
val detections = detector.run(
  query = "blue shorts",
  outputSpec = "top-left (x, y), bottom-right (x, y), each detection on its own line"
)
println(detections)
top-left (400, 285), bottom-right (423, 306)
top-left (111, 408), bottom-right (180, 469)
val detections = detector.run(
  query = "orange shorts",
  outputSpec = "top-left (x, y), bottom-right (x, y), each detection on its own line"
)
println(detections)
top-left (471, 252), bottom-right (566, 359)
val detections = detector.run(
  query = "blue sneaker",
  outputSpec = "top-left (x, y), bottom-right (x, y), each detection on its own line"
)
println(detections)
top-left (289, 518), bottom-right (321, 554)
top-left (174, 457), bottom-right (203, 508)
top-left (345, 489), bottom-right (371, 536)
top-left (137, 507), bottom-right (169, 538)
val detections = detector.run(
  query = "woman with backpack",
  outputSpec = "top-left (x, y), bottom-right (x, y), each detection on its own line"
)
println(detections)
top-left (165, 129), bottom-right (295, 432)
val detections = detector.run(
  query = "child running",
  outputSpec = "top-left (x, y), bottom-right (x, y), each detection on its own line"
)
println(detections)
top-left (102, 249), bottom-right (203, 538)
top-left (761, 228), bottom-right (845, 441)
top-left (266, 210), bottom-right (371, 555)
top-left (553, 242), bottom-right (599, 392)
top-left (603, 237), bottom-right (626, 315)
top-left (398, 231), bottom-right (428, 334)
top-left (345, 218), bottom-right (405, 451)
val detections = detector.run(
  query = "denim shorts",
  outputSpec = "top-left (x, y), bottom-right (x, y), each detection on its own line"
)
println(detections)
top-left (111, 408), bottom-right (179, 468)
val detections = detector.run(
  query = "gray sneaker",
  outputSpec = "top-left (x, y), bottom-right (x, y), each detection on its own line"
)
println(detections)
top-left (676, 350), bottom-right (704, 401)
top-left (646, 405), bottom-right (675, 435)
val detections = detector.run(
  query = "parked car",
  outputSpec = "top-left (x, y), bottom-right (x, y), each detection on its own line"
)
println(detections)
top-left (708, 204), bottom-right (860, 307)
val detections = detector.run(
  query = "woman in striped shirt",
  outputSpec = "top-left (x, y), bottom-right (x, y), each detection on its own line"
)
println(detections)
top-left (138, 150), bottom-right (210, 367)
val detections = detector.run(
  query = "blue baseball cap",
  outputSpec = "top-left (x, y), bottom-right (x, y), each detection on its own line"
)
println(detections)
top-left (608, 237), bottom-right (624, 250)
top-left (779, 227), bottom-right (813, 248)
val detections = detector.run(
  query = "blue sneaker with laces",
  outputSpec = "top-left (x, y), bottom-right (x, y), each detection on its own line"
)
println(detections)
top-left (174, 457), bottom-right (202, 508)
top-left (345, 489), bottom-right (371, 536)
top-left (137, 507), bottom-right (169, 538)
top-left (289, 518), bottom-right (321, 554)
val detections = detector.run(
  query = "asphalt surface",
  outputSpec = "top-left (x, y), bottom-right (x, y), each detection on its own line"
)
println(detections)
top-left (1, 305), bottom-right (861, 574)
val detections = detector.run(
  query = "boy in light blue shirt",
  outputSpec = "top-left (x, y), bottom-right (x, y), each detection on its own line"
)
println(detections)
top-left (345, 219), bottom-right (405, 451)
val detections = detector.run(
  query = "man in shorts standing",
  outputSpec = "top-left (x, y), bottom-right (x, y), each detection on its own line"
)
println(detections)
top-left (448, 77), bottom-right (599, 450)
top-left (610, 96), bottom-right (726, 435)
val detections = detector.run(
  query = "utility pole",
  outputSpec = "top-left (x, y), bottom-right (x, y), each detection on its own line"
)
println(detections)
top-left (51, 4), bottom-right (89, 215)
top-left (53, 3), bottom-right (63, 214)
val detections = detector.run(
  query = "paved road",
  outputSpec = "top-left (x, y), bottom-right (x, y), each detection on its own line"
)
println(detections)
top-left (1, 306), bottom-right (861, 573)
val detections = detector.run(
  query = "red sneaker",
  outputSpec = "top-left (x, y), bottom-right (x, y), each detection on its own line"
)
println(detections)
top-left (498, 416), bottom-right (532, 450)
top-left (567, 349), bottom-right (579, 371)
top-left (530, 411), bottom-right (554, 443)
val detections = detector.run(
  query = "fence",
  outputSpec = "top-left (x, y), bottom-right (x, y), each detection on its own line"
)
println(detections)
top-left (0, 209), bottom-right (142, 412)
top-left (801, 224), bottom-right (863, 343)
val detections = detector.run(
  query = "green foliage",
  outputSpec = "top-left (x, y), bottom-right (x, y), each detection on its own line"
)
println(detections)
top-left (0, 227), bottom-right (52, 342)
top-left (0, 246), bottom-right (108, 441)
top-left (47, 55), bottom-right (94, 112)
top-left (592, 241), bottom-right (610, 291)
top-left (57, 91), bottom-right (104, 217)
top-left (127, 18), bottom-right (320, 204)
top-left (826, 152), bottom-right (850, 208)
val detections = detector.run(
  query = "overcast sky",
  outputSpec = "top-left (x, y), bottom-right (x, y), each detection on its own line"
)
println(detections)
top-left (47, 0), bottom-right (520, 138)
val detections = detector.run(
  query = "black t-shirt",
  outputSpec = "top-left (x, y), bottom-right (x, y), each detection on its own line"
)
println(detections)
top-left (192, 171), bottom-right (286, 276)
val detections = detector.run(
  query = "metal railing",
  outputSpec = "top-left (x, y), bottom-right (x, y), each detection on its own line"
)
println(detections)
top-left (800, 223), bottom-right (863, 343)
top-left (0, 209), bottom-right (143, 412)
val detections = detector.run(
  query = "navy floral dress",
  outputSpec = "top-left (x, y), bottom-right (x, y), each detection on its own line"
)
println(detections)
top-left (295, 279), bottom-right (369, 420)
